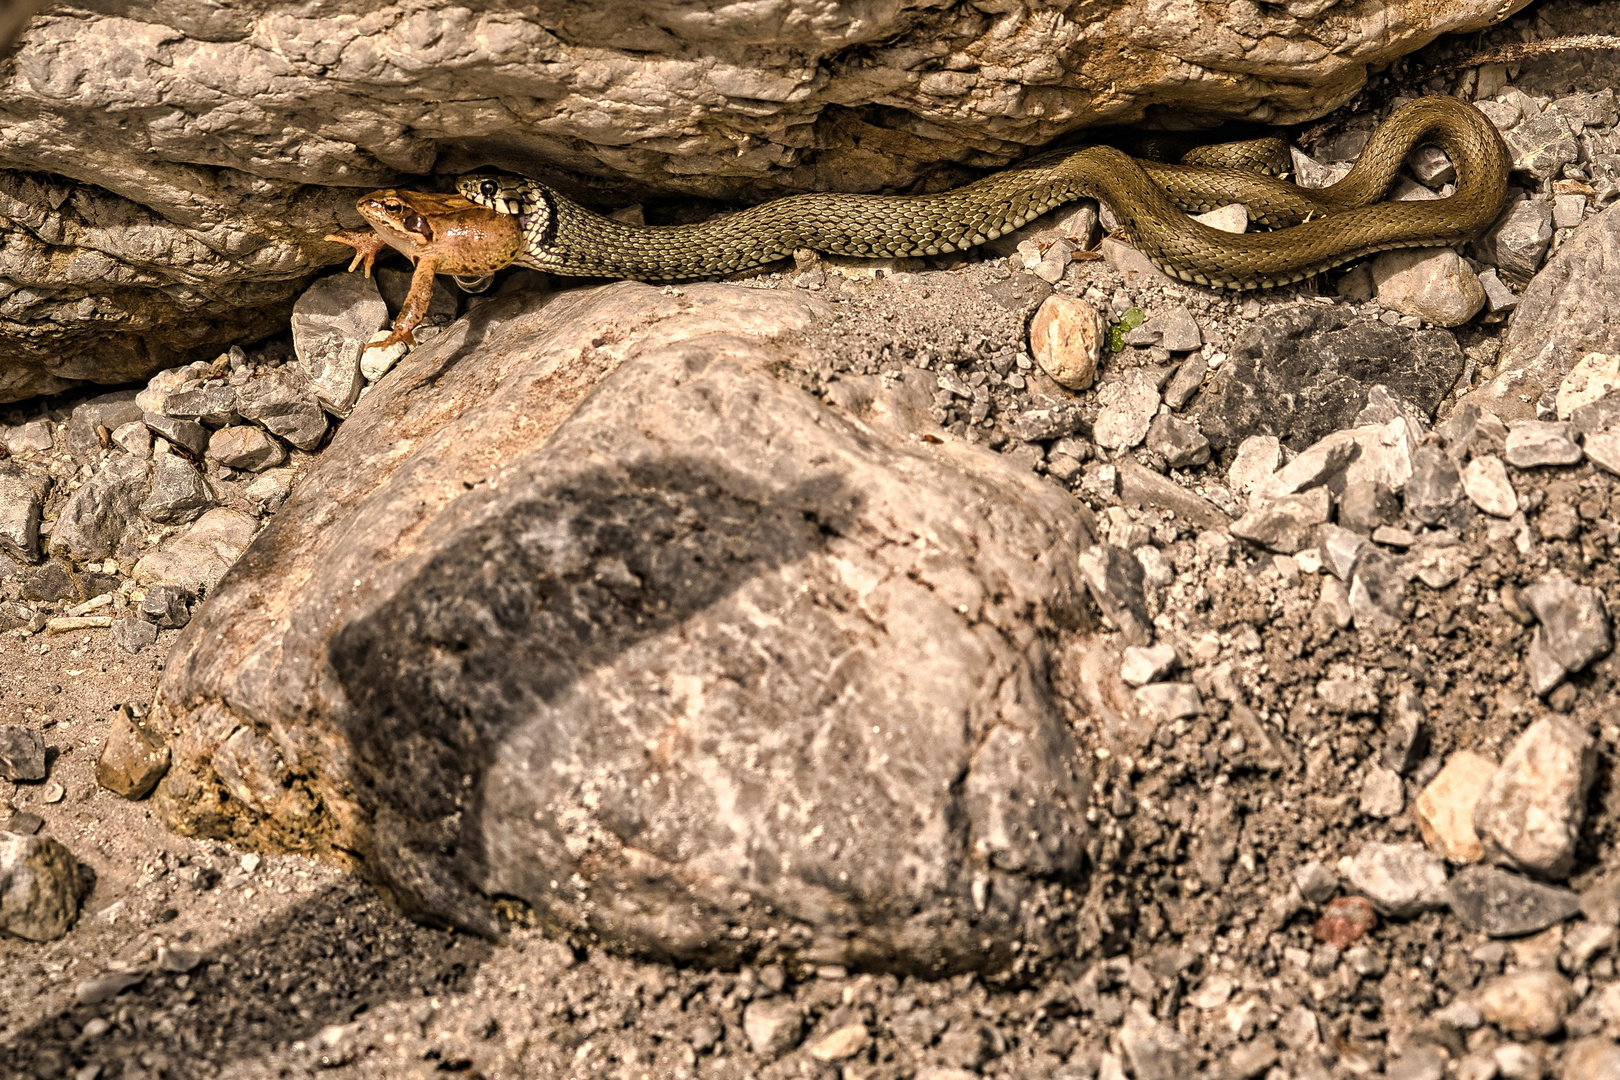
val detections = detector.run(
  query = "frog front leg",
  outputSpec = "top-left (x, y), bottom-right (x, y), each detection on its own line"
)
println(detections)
top-left (325, 229), bottom-right (388, 276)
top-left (366, 254), bottom-right (442, 352)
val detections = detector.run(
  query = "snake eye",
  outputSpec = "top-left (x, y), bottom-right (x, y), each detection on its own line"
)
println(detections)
top-left (480, 179), bottom-right (499, 199)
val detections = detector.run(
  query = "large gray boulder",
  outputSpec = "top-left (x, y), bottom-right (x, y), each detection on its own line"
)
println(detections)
top-left (0, 0), bottom-right (1530, 400)
top-left (151, 281), bottom-right (1098, 977)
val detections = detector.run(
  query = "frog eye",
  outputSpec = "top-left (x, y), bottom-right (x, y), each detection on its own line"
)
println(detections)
top-left (384, 199), bottom-right (404, 214)
top-left (479, 179), bottom-right (499, 199)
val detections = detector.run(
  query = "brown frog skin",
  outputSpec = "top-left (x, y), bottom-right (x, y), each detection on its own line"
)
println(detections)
top-left (325, 189), bottom-right (523, 351)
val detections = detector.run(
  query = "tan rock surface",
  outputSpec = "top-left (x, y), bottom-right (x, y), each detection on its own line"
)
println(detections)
top-left (1413, 750), bottom-right (1498, 863)
top-left (147, 280), bottom-right (1099, 975)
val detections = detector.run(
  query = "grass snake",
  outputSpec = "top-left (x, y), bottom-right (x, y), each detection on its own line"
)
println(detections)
top-left (457, 96), bottom-right (1509, 291)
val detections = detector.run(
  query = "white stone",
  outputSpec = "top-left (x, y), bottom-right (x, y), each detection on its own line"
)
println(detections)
top-left (1462, 455), bottom-right (1518, 517)
top-left (1228, 435), bottom-right (1284, 503)
top-left (1193, 203), bottom-right (1249, 234)
top-left (1120, 643), bottom-right (1177, 686)
top-left (1135, 682), bottom-right (1202, 722)
top-left (1474, 716), bottom-right (1596, 879)
top-left (1092, 370), bottom-right (1161, 451)
top-left (1359, 766), bottom-right (1404, 819)
top-left (1556, 352), bottom-right (1620, 420)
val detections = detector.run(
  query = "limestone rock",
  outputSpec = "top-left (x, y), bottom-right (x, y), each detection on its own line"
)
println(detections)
top-left (1093, 370), bottom-right (1161, 452)
top-left (1414, 751), bottom-right (1497, 863)
top-left (292, 273), bottom-right (388, 417)
top-left (1472, 203), bottom-right (1620, 422)
top-left (0, 1), bottom-right (1532, 401)
top-left (0, 464), bottom-right (51, 563)
top-left (1192, 305), bottom-right (1463, 452)
top-left (1474, 716), bottom-right (1597, 880)
top-left (1370, 248), bottom-right (1486, 328)
top-left (0, 833), bottom-right (85, 942)
top-left (149, 283), bottom-right (1097, 975)
top-left (141, 453), bottom-right (215, 525)
top-left (1344, 842), bottom-right (1449, 918)
top-left (48, 455), bottom-right (148, 563)
top-left (1461, 455), bottom-right (1518, 518)
top-left (132, 507), bottom-right (258, 591)
top-left (95, 710), bottom-right (171, 800)
top-left (206, 427), bottom-right (287, 472)
top-left (1028, 295), bottom-right (1103, 391)
top-left (744, 999), bottom-right (804, 1059)
top-left (1476, 969), bottom-right (1573, 1040)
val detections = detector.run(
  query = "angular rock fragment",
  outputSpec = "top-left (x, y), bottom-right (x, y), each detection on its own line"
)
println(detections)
top-left (1414, 751), bottom-right (1496, 863)
top-left (1093, 370), bottom-right (1161, 451)
top-left (141, 454), bottom-right (215, 525)
top-left (0, 464), bottom-right (50, 563)
top-left (1474, 716), bottom-right (1596, 879)
top-left (1381, 688), bottom-right (1428, 775)
top-left (1230, 488), bottom-right (1330, 554)
top-left (1480, 198), bottom-right (1555, 279)
top-left (1345, 842), bottom-right (1449, 918)
top-left (0, 726), bottom-right (45, 782)
top-left (95, 710), bottom-right (170, 799)
top-left (1504, 421), bottom-right (1583, 467)
top-left (1370, 248), bottom-right (1484, 327)
top-left (164, 386), bottom-right (240, 428)
top-left (236, 374), bottom-right (329, 451)
top-left (141, 412), bottom-right (210, 457)
top-left (1135, 683), bottom-right (1201, 723)
top-left (743, 995), bottom-right (803, 1058)
top-left (1524, 577), bottom-right (1612, 689)
top-left (133, 508), bottom-right (257, 592)
top-left (1348, 548), bottom-right (1407, 633)
top-left (1123, 306), bottom-right (1201, 352)
top-left (1404, 445), bottom-right (1466, 525)
top-left (1227, 435), bottom-right (1283, 502)
top-left (1144, 413), bottom-right (1210, 468)
top-left (1476, 969), bottom-right (1572, 1039)
top-left (293, 272), bottom-right (390, 417)
top-left (1338, 480), bottom-right (1399, 534)
top-left (1358, 767), bottom-right (1404, 819)
top-left (1081, 543), bottom-right (1153, 646)
top-left (1449, 865), bottom-right (1581, 937)
top-left (1162, 353), bottom-right (1206, 410)
top-left (1120, 643), bottom-right (1176, 687)
top-left (206, 426), bottom-right (287, 472)
top-left (49, 456), bottom-right (148, 563)
top-left (137, 583), bottom-right (192, 629)
top-left (1461, 455), bottom-right (1518, 517)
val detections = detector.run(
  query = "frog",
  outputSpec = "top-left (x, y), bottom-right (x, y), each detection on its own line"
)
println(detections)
top-left (325, 189), bottom-right (523, 351)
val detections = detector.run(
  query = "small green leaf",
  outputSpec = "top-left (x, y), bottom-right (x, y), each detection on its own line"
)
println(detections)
top-left (1106, 307), bottom-right (1146, 353)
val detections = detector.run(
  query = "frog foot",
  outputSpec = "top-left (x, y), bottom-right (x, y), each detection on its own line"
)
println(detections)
top-left (325, 230), bottom-right (387, 276)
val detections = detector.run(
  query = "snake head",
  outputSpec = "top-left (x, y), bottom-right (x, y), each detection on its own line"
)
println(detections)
top-left (457, 171), bottom-right (558, 258)
top-left (458, 172), bottom-right (536, 217)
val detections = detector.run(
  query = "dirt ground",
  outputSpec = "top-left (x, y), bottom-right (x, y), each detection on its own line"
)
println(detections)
top-left (6, 4), bottom-right (1620, 1079)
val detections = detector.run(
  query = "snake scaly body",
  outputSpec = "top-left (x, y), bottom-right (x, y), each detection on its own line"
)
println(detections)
top-left (457, 96), bottom-right (1509, 291)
